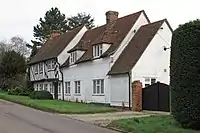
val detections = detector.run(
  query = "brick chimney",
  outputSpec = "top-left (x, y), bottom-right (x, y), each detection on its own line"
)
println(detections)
top-left (105, 11), bottom-right (119, 24)
top-left (50, 32), bottom-right (60, 39)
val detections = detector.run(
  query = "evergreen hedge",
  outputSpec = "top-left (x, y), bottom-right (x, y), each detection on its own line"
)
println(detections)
top-left (170, 20), bottom-right (200, 129)
top-left (30, 91), bottom-right (53, 100)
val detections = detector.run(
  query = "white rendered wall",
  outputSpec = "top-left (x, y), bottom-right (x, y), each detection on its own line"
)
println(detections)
top-left (131, 21), bottom-right (172, 87)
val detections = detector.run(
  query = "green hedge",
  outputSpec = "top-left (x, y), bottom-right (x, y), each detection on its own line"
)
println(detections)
top-left (30, 91), bottom-right (53, 100)
top-left (8, 86), bottom-right (33, 96)
top-left (170, 20), bottom-right (200, 129)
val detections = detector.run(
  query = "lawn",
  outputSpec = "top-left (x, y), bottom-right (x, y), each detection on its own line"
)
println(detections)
top-left (108, 115), bottom-right (200, 133)
top-left (0, 93), bottom-right (118, 114)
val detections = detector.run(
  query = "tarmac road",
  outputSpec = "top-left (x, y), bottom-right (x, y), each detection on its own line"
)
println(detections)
top-left (0, 100), bottom-right (117, 133)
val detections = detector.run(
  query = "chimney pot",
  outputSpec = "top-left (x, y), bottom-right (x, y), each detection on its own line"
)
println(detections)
top-left (50, 32), bottom-right (60, 39)
top-left (105, 11), bottom-right (119, 24)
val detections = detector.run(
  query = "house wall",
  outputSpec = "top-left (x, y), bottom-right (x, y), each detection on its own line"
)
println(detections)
top-left (60, 13), bottom-right (149, 105)
top-left (30, 26), bottom-right (87, 82)
top-left (33, 81), bottom-right (63, 100)
top-left (110, 74), bottom-right (130, 107)
top-left (57, 26), bottom-right (87, 65)
top-left (131, 21), bottom-right (172, 87)
top-left (111, 12), bottom-right (149, 68)
top-left (30, 60), bottom-right (61, 81)
top-left (62, 58), bottom-right (111, 103)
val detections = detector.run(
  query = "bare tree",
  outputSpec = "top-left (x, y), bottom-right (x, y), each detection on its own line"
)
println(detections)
top-left (0, 36), bottom-right (30, 57)
top-left (10, 36), bottom-right (30, 57)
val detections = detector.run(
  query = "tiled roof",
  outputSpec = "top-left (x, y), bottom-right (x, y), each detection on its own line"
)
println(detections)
top-left (29, 26), bottom-right (83, 64)
top-left (108, 19), bottom-right (168, 75)
top-left (62, 10), bottom-right (147, 66)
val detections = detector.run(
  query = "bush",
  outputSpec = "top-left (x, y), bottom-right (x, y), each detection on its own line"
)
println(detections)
top-left (170, 20), bottom-right (200, 129)
top-left (30, 91), bottom-right (53, 100)
top-left (7, 86), bottom-right (33, 96)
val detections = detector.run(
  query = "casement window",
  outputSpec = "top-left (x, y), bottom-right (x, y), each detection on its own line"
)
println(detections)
top-left (39, 84), bottom-right (43, 91)
top-left (47, 60), bottom-right (55, 70)
top-left (39, 63), bottom-right (43, 74)
top-left (36, 84), bottom-right (39, 91)
top-left (75, 81), bottom-right (81, 94)
top-left (93, 44), bottom-right (103, 58)
top-left (70, 52), bottom-right (77, 64)
top-left (93, 79), bottom-right (104, 95)
top-left (58, 82), bottom-right (61, 94)
top-left (65, 82), bottom-right (71, 94)
top-left (34, 65), bottom-right (38, 75)
top-left (50, 83), bottom-right (53, 93)
top-left (44, 84), bottom-right (48, 91)
top-left (144, 77), bottom-right (156, 87)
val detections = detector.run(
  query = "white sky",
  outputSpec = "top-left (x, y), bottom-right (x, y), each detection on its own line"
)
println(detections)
top-left (0, 0), bottom-right (199, 44)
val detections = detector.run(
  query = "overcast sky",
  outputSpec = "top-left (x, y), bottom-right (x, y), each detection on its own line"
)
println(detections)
top-left (0, 0), bottom-right (199, 44)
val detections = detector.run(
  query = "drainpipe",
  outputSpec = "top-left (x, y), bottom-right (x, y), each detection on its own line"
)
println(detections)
top-left (127, 72), bottom-right (131, 110)
top-left (56, 58), bottom-right (64, 101)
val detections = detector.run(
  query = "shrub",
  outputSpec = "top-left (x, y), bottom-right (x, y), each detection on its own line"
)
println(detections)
top-left (170, 20), bottom-right (200, 129)
top-left (30, 91), bottom-right (53, 100)
top-left (7, 86), bottom-right (33, 96)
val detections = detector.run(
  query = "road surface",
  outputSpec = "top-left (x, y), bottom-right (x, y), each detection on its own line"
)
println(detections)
top-left (0, 100), bottom-right (117, 133)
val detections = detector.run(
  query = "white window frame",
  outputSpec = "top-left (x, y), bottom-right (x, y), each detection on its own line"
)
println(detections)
top-left (36, 84), bottom-right (39, 91)
top-left (50, 83), bottom-right (53, 93)
top-left (93, 44), bottom-right (103, 58)
top-left (47, 60), bottom-right (55, 71)
top-left (144, 77), bottom-right (156, 87)
top-left (93, 79), bottom-right (104, 95)
top-left (58, 82), bottom-right (61, 94)
top-left (39, 63), bottom-right (43, 74)
top-left (34, 65), bottom-right (38, 75)
top-left (70, 52), bottom-right (77, 64)
top-left (44, 84), bottom-right (48, 91)
top-left (39, 84), bottom-right (43, 91)
top-left (74, 81), bottom-right (81, 94)
top-left (65, 82), bottom-right (71, 94)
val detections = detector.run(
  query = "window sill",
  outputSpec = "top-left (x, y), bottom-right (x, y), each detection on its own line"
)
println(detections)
top-left (74, 94), bottom-right (81, 96)
top-left (92, 94), bottom-right (105, 96)
top-left (65, 94), bottom-right (71, 96)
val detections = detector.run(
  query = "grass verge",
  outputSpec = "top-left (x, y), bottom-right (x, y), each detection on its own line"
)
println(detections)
top-left (0, 93), bottom-right (118, 114)
top-left (107, 115), bottom-right (200, 133)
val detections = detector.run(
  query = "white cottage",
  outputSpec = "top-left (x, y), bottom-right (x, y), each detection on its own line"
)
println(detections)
top-left (29, 10), bottom-right (172, 108)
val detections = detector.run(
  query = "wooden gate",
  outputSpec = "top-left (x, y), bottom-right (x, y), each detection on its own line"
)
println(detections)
top-left (142, 82), bottom-right (170, 112)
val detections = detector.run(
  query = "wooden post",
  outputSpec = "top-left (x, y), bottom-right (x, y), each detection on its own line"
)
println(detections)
top-left (132, 80), bottom-right (142, 112)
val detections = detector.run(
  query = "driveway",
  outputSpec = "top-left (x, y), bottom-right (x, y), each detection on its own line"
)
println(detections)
top-left (0, 100), bottom-right (117, 133)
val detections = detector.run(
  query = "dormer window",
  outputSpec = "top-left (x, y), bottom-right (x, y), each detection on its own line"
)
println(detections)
top-left (70, 52), bottom-right (77, 64)
top-left (93, 44), bottom-right (103, 58)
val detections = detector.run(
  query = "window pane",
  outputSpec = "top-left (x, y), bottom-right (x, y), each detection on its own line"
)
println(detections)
top-left (78, 86), bottom-right (80, 93)
top-left (101, 80), bottom-right (104, 94)
top-left (151, 78), bottom-right (156, 84)
top-left (97, 80), bottom-right (100, 85)
top-left (97, 86), bottom-right (100, 94)
top-left (65, 82), bottom-right (70, 94)
top-left (145, 78), bottom-right (150, 82)
top-left (44, 84), bottom-right (48, 91)
top-left (58, 83), bottom-right (61, 93)
top-left (97, 45), bottom-right (99, 56)
top-left (75, 81), bottom-right (77, 93)
top-left (93, 80), bottom-right (96, 94)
